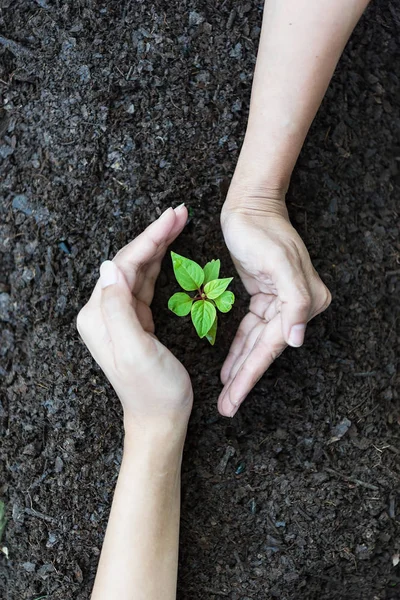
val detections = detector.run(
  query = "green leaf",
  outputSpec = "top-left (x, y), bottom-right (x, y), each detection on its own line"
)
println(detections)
top-left (191, 300), bottom-right (216, 338)
top-left (203, 259), bottom-right (220, 285)
top-left (168, 292), bottom-right (193, 316)
top-left (171, 252), bottom-right (204, 291)
top-left (205, 316), bottom-right (218, 346)
top-left (204, 277), bottom-right (233, 300)
top-left (214, 291), bottom-right (235, 313)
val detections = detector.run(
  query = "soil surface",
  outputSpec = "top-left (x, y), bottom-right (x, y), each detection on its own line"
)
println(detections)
top-left (1, 1), bottom-right (399, 599)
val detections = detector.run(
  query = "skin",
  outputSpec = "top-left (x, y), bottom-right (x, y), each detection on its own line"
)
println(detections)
top-left (76, 2), bottom-right (372, 596)
top-left (219, 0), bottom-right (371, 417)
top-left (77, 207), bottom-right (192, 600)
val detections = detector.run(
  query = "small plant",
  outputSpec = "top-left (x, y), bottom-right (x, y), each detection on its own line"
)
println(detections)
top-left (168, 252), bottom-right (235, 345)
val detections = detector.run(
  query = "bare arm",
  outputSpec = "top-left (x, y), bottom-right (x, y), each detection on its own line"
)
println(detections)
top-left (234, 0), bottom-right (371, 189)
top-left (219, 0), bottom-right (371, 417)
top-left (77, 207), bottom-right (192, 598)
top-left (91, 425), bottom-right (186, 600)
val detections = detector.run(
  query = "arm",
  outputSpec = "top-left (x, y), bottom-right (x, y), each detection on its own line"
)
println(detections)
top-left (91, 426), bottom-right (185, 599)
top-left (77, 206), bottom-right (192, 599)
top-left (232, 0), bottom-right (371, 190)
top-left (219, 0), bottom-right (370, 417)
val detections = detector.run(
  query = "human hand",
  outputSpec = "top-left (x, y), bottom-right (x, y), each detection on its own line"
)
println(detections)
top-left (77, 206), bottom-right (193, 436)
top-left (219, 185), bottom-right (331, 417)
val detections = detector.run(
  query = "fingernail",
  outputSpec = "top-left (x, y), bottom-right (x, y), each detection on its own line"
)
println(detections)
top-left (175, 203), bottom-right (185, 211)
top-left (100, 260), bottom-right (118, 288)
top-left (159, 207), bottom-right (173, 220)
top-left (288, 323), bottom-right (306, 347)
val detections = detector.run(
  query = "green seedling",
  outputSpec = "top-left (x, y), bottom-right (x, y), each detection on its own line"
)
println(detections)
top-left (168, 252), bottom-right (235, 345)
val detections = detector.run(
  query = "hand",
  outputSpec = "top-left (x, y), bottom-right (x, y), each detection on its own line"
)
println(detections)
top-left (219, 185), bottom-right (331, 417)
top-left (77, 206), bottom-right (193, 435)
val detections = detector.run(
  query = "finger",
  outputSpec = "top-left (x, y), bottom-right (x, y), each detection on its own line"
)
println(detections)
top-left (218, 315), bottom-right (286, 417)
top-left (249, 292), bottom-right (281, 322)
top-left (220, 313), bottom-right (260, 384)
top-left (271, 258), bottom-right (312, 348)
top-left (99, 260), bottom-right (147, 362)
top-left (221, 293), bottom-right (277, 385)
top-left (135, 205), bottom-right (189, 304)
top-left (225, 319), bottom-right (265, 384)
top-left (113, 206), bottom-right (180, 289)
top-left (87, 205), bottom-right (188, 308)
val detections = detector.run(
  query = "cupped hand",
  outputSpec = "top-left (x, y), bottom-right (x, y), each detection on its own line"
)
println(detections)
top-left (219, 188), bottom-right (331, 417)
top-left (77, 206), bottom-right (193, 431)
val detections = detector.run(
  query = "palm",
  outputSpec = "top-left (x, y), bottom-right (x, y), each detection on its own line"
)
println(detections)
top-left (78, 207), bottom-right (193, 415)
top-left (219, 209), bottom-right (330, 417)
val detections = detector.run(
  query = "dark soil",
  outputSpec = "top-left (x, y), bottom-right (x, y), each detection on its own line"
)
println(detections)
top-left (1, 1), bottom-right (399, 599)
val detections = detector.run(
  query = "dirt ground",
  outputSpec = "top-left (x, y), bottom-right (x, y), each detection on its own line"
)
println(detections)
top-left (0, 1), bottom-right (399, 599)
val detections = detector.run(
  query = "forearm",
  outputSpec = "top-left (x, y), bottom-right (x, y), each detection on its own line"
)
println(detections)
top-left (233, 0), bottom-right (371, 193)
top-left (91, 423), bottom-right (187, 600)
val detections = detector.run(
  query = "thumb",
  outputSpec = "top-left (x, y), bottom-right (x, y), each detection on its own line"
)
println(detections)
top-left (99, 260), bottom-right (145, 357)
top-left (273, 260), bottom-right (312, 348)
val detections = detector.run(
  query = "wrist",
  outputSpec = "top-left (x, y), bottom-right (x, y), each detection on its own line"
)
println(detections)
top-left (122, 427), bottom-right (186, 477)
top-left (222, 168), bottom-right (289, 226)
top-left (222, 138), bottom-right (292, 222)
top-left (123, 411), bottom-right (189, 452)
top-left (234, 128), bottom-right (294, 192)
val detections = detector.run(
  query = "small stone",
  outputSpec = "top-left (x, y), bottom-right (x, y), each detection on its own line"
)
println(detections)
top-left (22, 268), bottom-right (35, 283)
top-left (46, 532), bottom-right (57, 548)
top-left (0, 145), bottom-right (13, 159)
top-left (54, 456), bottom-right (64, 473)
top-left (328, 417), bottom-right (351, 443)
top-left (12, 503), bottom-right (24, 524)
top-left (230, 43), bottom-right (242, 59)
top-left (235, 462), bottom-right (246, 475)
top-left (78, 65), bottom-right (91, 83)
top-left (189, 11), bottom-right (204, 26)
top-left (126, 103), bottom-right (135, 114)
top-left (12, 195), bottom-right (32, 216)
top-left (231, 99), bottom-right (242, 112)
top-left (58, 241), bottom-right (72, 255)
top-left (74, 563), bottom-right (83, 583)
top-left (0, 293), bottom-right (11, 322)
top-left (216, 446), bottom-right (235, 475)
top-left (22, 442), bottom-right (38, 456)
top-left (37, 563), bottom-right (55, 578)
top-left (22, 562), bottom-right (36, 573)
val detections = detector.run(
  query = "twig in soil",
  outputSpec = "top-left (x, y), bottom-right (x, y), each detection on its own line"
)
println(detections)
top-left (233, 549), bottom-right (245, 574)
top-left (216, 445), bottom-right (235, 475)
top-left (385, 269), bottom-right (400, 277)
top-left (24, 507), bottom-right (56, 523)
top-left (389, 492), bottom-right (396, 519)
top-left (204, 588), bottom-right (230, 597)
top-left (353, 371), bottom-right (376, 377)
top-left (27, 470), bottom-right (50, 491)
top-left (0, 36), bottom-right (33, 59)
top-left (226, 9), bottom-right (236, 30)
top-left (324, 467), bottom-right (379, 491)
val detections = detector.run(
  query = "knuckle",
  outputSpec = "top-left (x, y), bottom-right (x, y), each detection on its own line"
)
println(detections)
top-left (76, 305), bottom-right (90, 335)
top-left (294, 287), bottom-right (312, 313)
top-left (315, 284), bottom-right (332, 314)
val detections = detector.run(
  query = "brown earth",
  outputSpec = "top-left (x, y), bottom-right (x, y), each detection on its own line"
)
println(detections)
top-left (0, 1), bottom-right (399, 599)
